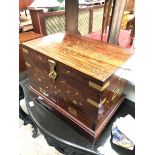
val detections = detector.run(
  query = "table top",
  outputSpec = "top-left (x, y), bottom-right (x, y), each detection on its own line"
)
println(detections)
top-left (22, 32), bottom-right (132, 83)
top-left (19, 31), bottom-right (43, 43)
top-left (23, 79), bottom-right (135, 155)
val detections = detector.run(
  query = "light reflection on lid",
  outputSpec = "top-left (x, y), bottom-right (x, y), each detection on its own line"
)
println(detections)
top-left (41, 32), bottom-right (65, 44)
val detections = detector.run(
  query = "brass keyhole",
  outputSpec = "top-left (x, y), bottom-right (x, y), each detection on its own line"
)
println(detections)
top-left (49, 72), bottom-right (57, 78)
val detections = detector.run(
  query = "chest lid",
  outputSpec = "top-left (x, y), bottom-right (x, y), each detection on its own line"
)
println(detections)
top-left (22, 32), bottom-right (132, 83)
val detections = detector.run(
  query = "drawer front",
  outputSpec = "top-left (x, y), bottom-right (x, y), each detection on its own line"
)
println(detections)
top-left (29, 87), bottom-right (96, 130)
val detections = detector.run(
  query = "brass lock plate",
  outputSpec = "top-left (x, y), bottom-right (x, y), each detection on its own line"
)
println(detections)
top-left (48, 59), bottom-right (57, 81)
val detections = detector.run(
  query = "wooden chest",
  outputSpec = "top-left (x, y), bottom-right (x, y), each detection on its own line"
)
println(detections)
top-left (22, 32), bottom-right (131, 141)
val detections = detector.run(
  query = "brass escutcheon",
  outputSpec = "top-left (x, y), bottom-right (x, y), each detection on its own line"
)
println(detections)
top-left (48, 59), bottom-right (57, 81)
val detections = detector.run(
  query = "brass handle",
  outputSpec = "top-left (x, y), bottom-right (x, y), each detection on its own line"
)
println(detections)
top-left (112, 89), bottom-right (120, 101)
top-left (48, 59), bottom-right (57, 81)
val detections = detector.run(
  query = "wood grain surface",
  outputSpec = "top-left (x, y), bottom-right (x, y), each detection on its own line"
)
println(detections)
top-left (19, 31), bottom-right (43, 72)
top-left (19, 31), bottom-right (43, 43)
top-left (22, 32), bottom-right (132, 82)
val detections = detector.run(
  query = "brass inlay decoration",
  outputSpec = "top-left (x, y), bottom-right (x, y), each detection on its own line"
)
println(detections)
top-left (22, 48), bottom-right (28, 54)
top-left (39, 87), bottom-right (46, 94)
top-left (66, 71), bottom-right (70, 74)
top-left (73, 100), bottom-right (77, 105)
top-left (112, 89), bottom-right (120, 101)
top-left (48, 59), bottom-right (57, 81)
top-left (87, 97), bottom-right (107, 108)
top-left (88, 81), bottom-right (110, 91)
top-left (37, 77), bottom-right (41, 82)
top-left (25, 62), bottom-right (31, 67)
top-left (68, 106), bottom-right (77, 117)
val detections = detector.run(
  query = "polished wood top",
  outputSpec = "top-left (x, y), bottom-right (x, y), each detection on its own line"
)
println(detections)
top-left (19, 31), bottom-right (43, 43)
top-left (22, 32), bottom-right (132, 82)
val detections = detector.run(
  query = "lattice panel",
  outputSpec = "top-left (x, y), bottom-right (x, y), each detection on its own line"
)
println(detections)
top-left (78, 10), bottom-right (89, 36)
top-left (45, 7), bottom-right (104, 35)
top-left (92, 8), bottom-right (104, 33)
top-left (45, 15), bottom-right (65, 35)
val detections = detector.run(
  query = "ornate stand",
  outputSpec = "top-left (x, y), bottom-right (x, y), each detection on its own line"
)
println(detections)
top-left (19, 81), bottom-right (135, 155)
top-left (19, 85), bottom-right (38, 138)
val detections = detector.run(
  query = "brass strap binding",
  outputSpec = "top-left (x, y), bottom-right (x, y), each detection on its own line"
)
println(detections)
top-left (87, 97), bottom-right (107, 108)
top-left (89, 81), bottom-right (110, 91)
top-left (48, 59), bottom-right (57, 81)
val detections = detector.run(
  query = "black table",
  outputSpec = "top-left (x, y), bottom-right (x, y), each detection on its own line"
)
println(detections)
top-left (19, 79), bottom-right (135, 155)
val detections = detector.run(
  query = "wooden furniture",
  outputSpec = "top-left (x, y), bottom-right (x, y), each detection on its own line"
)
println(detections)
top-left (28, 4), bottom-right (106, 36)
top-left (21, 32), bottom-right (132, 141)
top-left (19, 78), bottom-right (135, 154)
top-left (19, 31), bottom-right (43, 72)
top-left (28, 0), bottom-right (134, 45)
top-left (19, 0), bottom-right (34, 11)
top-left (19, 0), bottom-right (34, 16)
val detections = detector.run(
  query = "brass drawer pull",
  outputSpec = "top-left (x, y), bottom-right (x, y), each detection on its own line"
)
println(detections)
top-left (48, 59), bottom-right (57, 81)
top-left (112, 89), bottom-right (120, 101)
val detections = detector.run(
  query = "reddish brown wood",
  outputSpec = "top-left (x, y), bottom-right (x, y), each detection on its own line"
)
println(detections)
top-left (19, 31), bottom-right (43, 72)
top-left (29, 8), bottom-right (47, 35)
top-left (65, 0), bottom-right (79, 33)
top-left (29, 86), bottom-right (126, 141)
top-left (125, 0), bottom-right (135, 11)
top-left (22, 32), bottom-right (131, 81)
top-left (21, 32), bottom-right (131, 141)
top-left (19, 0), bottom-right (34, 11)
top-left (28, 2), bottom-right (134, 39)
top-left (89, 8), bottom-right (93, 33)
top-left (29, 4), bottom-right (106, 36)
top-left (101, 0), bottom-right (109, 40)
top-left (19, 31), bottom-right (43, 43)
top-left (45, 10), bottom-right (65, 17)
top-left (108, 0), bottom-right (127, 44)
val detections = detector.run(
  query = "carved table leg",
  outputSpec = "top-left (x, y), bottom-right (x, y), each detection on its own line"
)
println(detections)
top-left (19, 84), bottom-right (38, 138)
